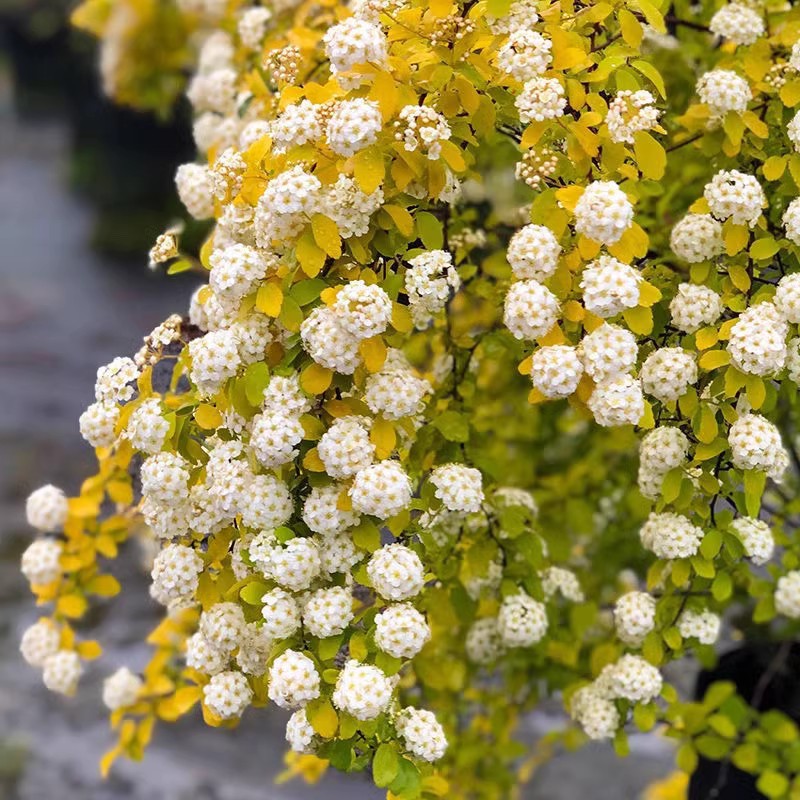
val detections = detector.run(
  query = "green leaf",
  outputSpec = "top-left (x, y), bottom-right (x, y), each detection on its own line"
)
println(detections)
top-left (756, 771), bottom-right (789, 799)
top-left (744, 469), bottom-right (766, 517)
top-left (432, 410), bottom-right (470, 442)
top-left (373, 743), bottom-right (400, 788)
top-left (240, 581), bottom-right (271, 605)
top-left (415, 212), bottom-right (444, 250)
top-left (289, 278), bottom-right (328, 306)
top-left (711, 572), bottom-right (733, 602)
top-left (243, 362), bottom-right (270, 407)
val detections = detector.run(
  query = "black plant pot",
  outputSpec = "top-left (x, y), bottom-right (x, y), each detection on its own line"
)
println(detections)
top-left (688, 642), bottom-right (800, 800)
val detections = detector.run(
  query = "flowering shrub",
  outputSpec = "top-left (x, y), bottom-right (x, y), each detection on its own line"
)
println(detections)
top-left (22, 0), bottom-right (800, 797)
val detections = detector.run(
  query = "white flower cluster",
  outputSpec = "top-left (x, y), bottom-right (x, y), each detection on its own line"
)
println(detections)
top-left (571, 655), bottom-right (662, 740)
top-left (20, 619), bottom-right (60, 669)
top-left (729, 413), bottom-right (789, 481)
top-left (677, 609), bottom-right (721, 645)
top-left (703, 170), bottom-right (764, 227)
top-left (430, 464), bottom-right (484, 513)
top-left (303, 586), bottom-right (354, 638)
top-left (497, 592), bottom-right (548, 647)
top-left (102, 667), bottom-right (143, 711)
top-left (367, 543), bottom-right (425, 600)
top-left (175, 163), bottom-right (215, 220)
top-left (395, 707), bottom-right (448, 762)
top-left (573, 181), bottom-right (634, 245)
top-left (350, 461), bottom-right (413, 519)
top-left (395, 105), bottom-right (452, 160)
top-left (503, 280), bottom-right (560, 340)
top-left (465, 617), bottom-right (504, 664)
top-left (587, 375), bottom-right (644, 427)
top-left (669, 283), bottom-right (723, 333)
top-left (318, 416), bottom-right (375, 478)
top-left (530, 345), bottom-right (583, 399)
top-left (26, 485), bottom-right (69, 532)
top-left (79, 400), bottom-right (120, 448)
top-left (515, 146), bottom-right (558, 190)
top-left (326, 99), bottom-right (383, 156)
top-left (204, 670), bottom-right (254, 719)
top-left (323, 17), bottom-right (388, 88)
top-left (637, 426), bottom-right (689, 499)
top-left (670, 214), bottom-right (724, 263)
top-left (364, 358), bottom-right (431, 419)
top-left (709, 3), bottom-right (765, 46)
top-left (579, 255), bottom-right (641, 318)
top-left (775, 273), bottom-right (800, 323)
top-left (237, 6), bottom-right (272, 50)
top-left (21, 538), bottom-right (63, 586)
top-left (268, 649), bottom-right (320, 709)
top-left (375, 603), bottom-right (431, 658)
top-left (639, 512), bottom-right (704, 560)
top-left (540, 566), bottom-right (584, 602)
top-left (731, 517), bottom-right (774, 565)
top-left (696, 69), bottom-right (751, 117)
top-left (95, 356), bottom-right (139, 403)
top-left (775, 571), bottom-right (800, 619)
top-left (150, 543), bottom-right (204, 607)
top-left (727, 303), bottom-right (787, 376)
top-left (286, 709), bottom-right (317, 754)
top-left (783, 198), bottom-right (800, 245)
top-left (189, 330), bottom-right (241, 395)
top-left (333, 660), bottom-right (393, 720)
top-left (515, 77), bottom-right (566, 123)
top-left (606, 90), bottom-right (660, 144)
top-left (614, 591), bottom-right (656, 646)
top-left (405, 250), bottom-right (461, 328)
top-left (42, 649), bottom-right (83, 696)
top-left (640, 347), bottom-right (698, 403)
top-left (497, 30), bottom-right (552, 80)
top-left (302, 484), bottom-right (360, 536)
top-left (507, 224), bottom-right (561, 281)
top-left (580, 323), bottom-right (638, 381)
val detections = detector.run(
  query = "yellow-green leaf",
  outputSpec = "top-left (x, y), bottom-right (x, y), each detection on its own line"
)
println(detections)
top-left (311, 214), bottom-right (342, 258)
top-left (633, 131), bottom-right (666, 180)
top-left (256, 282), bottom-right (283, 317)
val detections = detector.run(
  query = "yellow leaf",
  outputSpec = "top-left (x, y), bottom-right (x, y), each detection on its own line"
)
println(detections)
top-left (390, 303), bottom-right (413, 333)
top-left (439, 139), bottom-right (467, 172)
top-left (256, 282), bottom-right (284, 317)
top-left (100, 746), bottom-right (123, 779)
top-left (359, 337), bottom-right (387, 373)
top-left (699, 350), bottom-right (731, 370)
top-left (296, 231), bottom-right (327, 278)
top-left (57, 594), bottom-right (88, 619)
top-left (763, 156), bottom-right (786, 181)
top-left (781, 80), bottom-right (800, 107)
top-left (69, 496), bottom-right (100, 518)
top-left (76, 640), bottom-right (103, 659)
top-left (728, 264), bottom-right (751, 292)
top-left (745, 374), bottom-right (766, 409)
top-left (634, 131), bottom-right (666, 180)
top-left (300, 363), bottom-right (333, 395)
top-left (86, 574), bottom-right (121, 597)
top-left (638, 282), bottom-right (662, 308)
top-left (695, 327), bottom-right (719, 350)
top-left (368, 71), bottom-right (399, 119)
top-left (622, 305), bottom-right (653, 335)
top-left (311, 214), bottom-right (342, 258)
top-left (697, 405), bottom-right (718, 444)
top-left (618, 8), bottom-right (643, 47)
top-left (303, 448), bottom-right (326, 472)
top-left (308, 700), bottom-right (338, 738)
top-left (518, 355), bottom-right (533, 375)
top-left (382, 205), bottom-right (414, 237)
top-left (555, 185), bottom-right (584, 213)
top-left (370, 417), bottom-right (396, 459)
top-left (563, 300), bottom-right (585, 322)
top-left (724, 223), bottom-right (749, 256)
top-left (194, 403), bottom-right (223, 430)
top-left (353, 146), bottom-right (385, 194)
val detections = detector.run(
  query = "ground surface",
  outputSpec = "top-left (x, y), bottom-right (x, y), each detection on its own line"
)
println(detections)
top-left (0, 79), bottom-right (675, 799)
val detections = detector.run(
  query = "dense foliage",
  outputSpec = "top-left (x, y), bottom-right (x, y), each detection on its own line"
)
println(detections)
top-left (19, 0), bottom-right (800, 796)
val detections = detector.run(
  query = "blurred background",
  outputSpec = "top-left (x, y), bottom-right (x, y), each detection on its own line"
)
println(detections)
top-left (0, 3), bottom-right (677, 797)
